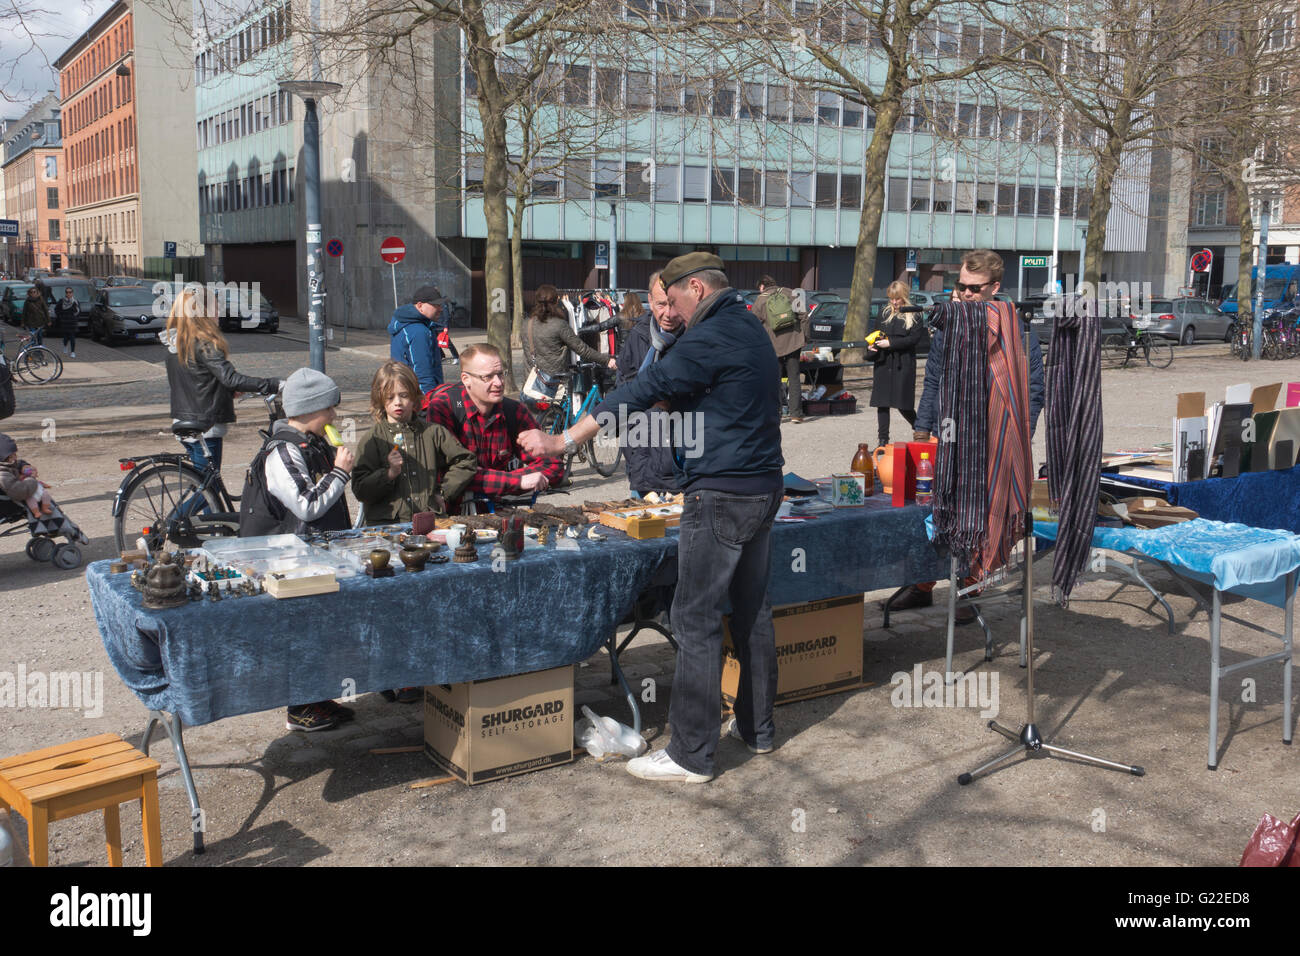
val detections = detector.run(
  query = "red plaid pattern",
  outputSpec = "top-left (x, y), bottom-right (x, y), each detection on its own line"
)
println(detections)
top-left (426, 384), bottom-right (565, 499)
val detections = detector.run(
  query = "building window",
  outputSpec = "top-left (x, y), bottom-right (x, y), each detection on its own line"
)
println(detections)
top-left (654, 163), bottom-right (679, 202)
top-left (1017, 184), bottom-right (1036, 216)
top-left (627, 71), bottom-right (652, 110)
top-left (910, 179), bottom-right (931, 212)
top-left (817, 91), bottom-right (839, 125)
top-left (466, 154), bottom-right (484, 193)
top-left (47, 187), bottom-right (58, 209)
top-left (595, 159), bottom-right (622, 198)
top-left (764, 171), bottom-right (787, 206)
top-left (840, 173), bottom-right (862, 209)
top-left (736, 167), bottom-right (761, 205)
top-left (711, 166), bottom-right (735, 203)
top-left (44, 156), bottom-right (57, 179)
top-left (625, 160), bottom-right (650, 201)
top-left (682, 165), bottom-right (708, 202)
top-left (1195, 189), bottom-right (1226, 226)
top-left (564, 65), bottom-right (590, 106)
top-left (713, 82), bottom-right (734, 118)
top-left (814, 172), bottom-right (837, 207)
top-left (739, 82), bottom-right (764, 119)
top-left (790, 171), bottom-right (813, 207)
top-left (842, 96), bottom-right (864, 129)
top-left (887, 177), bottom-right (908, 212)
top-left (49, 220), bottom-right (60, 240)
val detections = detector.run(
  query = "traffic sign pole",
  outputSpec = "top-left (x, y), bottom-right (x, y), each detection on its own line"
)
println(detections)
top-left (391, 264), bottom-right (398, 310)
top-left (380, 236), bottom-right (406, 311)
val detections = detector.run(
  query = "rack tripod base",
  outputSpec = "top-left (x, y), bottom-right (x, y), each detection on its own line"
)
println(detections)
top-left (956, 720), bottom-right (1145, 785)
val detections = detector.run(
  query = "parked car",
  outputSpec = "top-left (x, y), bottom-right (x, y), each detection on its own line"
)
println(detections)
top-left (89, 286), bottom-right (166, 344)
top-left (104, 275), bottom-right (146, 287)
top-left (217, 289), bottom-right (279, 333)
top-left (1131, 297), bottom-right (1233, 344)
top-left (1021, 295), bottom-right (1130, 346)
top-left (0, 281), bottom-right (34, 325)
top-left (807, 297), bottom-right (934, 357)
top-left (35, 277), bottom-right (96, 332)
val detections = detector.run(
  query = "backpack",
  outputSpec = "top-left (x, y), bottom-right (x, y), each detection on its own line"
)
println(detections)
top-left (0, 355), bottom-right (13, 421)
top-left (767, 288), bottom-right (799, 334)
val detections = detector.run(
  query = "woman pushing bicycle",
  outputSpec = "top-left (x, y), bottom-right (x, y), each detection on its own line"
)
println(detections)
top-left (161, 286), bottom-right (281, 472)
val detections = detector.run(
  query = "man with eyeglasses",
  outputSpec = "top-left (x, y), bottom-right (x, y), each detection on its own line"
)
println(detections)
top-left (425, 342), bottom-right (564, 505)
top-left (888, 248), bottom-right (1044, 618)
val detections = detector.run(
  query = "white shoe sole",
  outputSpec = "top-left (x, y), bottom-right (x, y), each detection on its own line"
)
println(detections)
top-left (626, 754), bottom-right (711, 783)
top-left (725, 718), bottom-right (774, 754)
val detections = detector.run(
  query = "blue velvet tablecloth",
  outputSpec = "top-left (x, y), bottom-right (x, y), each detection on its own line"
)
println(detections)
top-left (88, 498), bottom-right (943, 726)
top-left (1101, 464), bottom-right (1300, 534)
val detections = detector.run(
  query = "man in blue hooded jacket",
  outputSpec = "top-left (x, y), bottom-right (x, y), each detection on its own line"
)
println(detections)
top-left (388, 285), bottom-right (445, 394)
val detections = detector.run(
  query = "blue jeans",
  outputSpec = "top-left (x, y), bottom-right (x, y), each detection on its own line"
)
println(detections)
top-left (666, 488), bottom-right (783, 776)
top-left (182, 437), bottom-right (223, 516)
top-left (29, 328), bottom-right (44, 346)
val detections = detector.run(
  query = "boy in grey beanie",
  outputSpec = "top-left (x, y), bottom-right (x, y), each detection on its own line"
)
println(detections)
top-left (238, 368), bottom-right (355, 732)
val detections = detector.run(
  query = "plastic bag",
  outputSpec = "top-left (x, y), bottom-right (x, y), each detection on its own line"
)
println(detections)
top-left (574, 705), bottom-right (647, 760)
top-left (1239, 811), bottom-right (1300, 867)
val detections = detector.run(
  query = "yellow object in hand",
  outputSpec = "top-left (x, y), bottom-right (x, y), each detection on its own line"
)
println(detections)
top-left (323, 423), bottom-right (344, 447)
top-left (865, 330), bottom-right (883, 345)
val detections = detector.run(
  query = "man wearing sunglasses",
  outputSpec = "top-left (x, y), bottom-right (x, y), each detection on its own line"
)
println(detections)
top-left (425, 342), bottom-right (564, 505)
top-left (889, 248), bottom-right (1045, 618)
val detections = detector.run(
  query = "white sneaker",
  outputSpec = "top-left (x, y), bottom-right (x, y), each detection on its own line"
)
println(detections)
top-left (69, 351), bottom-right (75, 358)
top-left (724, 717), bottom-right (774, 754)
top-left (626, 748), bottom-right (711, 783)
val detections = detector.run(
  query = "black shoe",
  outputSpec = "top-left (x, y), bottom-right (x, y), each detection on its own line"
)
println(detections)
top-left (379, 689), bottom-right (398, 702)
top-left (887, 584), bottom-right (934, 611)
top-left (955, 606), bottom-right (978, 626)
top-left (394, 687), bottom-right (422, 704)
top-left (286, 703), bottom-right (339, 732)
top-left (321, 699), bottom-right (356, 722)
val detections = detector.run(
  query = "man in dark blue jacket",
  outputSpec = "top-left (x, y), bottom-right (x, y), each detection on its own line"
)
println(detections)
top-left (519, 253), bottom-right (784, 783)
top-left (388, 285), bottom-right (445, 394)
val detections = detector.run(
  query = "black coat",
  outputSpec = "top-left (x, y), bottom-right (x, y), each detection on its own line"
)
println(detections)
top-left (868, 311), bottom-right (924, 411)
top-left (54, 298), bottom-right (79, 335)
top-left (615, 314), bottom-right (682, 495)
top-left (164, 334), bottom-right (279, 430)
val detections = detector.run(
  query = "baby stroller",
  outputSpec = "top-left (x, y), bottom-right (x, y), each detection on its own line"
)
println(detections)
top-left (0, 491), bottom-right (88, 569)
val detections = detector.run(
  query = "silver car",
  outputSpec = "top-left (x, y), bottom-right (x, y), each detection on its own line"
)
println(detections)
top-left (1130, 297), bottom-right (1233, 345)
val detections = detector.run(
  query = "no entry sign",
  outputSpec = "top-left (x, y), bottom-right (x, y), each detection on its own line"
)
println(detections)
top-left (380, 236), bottom-right (406, 264)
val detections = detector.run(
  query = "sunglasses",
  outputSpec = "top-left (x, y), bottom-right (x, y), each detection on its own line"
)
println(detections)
top-left (954, 281), bottom-right (991, 293)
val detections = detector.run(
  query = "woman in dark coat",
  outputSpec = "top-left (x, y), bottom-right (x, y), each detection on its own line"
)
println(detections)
top-left (524, 284), bottom-right (616, 381)
top-left (868, 280), bottom-right (925, 447)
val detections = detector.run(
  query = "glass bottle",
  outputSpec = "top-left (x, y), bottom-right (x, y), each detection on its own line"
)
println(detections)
top-left (851, 442), bottom-right (874, 495)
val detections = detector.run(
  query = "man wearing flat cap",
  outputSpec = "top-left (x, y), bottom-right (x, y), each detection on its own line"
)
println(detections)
top-left (388, 284), bottom-right (447, 396)
top-left (520, 252), bottom-right (784, 783)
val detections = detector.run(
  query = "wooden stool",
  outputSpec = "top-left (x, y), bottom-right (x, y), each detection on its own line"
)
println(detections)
top-left (0, 733), bottom-right (162, 867)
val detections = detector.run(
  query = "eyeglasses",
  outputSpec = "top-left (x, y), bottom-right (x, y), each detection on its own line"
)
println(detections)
top-left (955, 281), bottom-right (990, 293)
top-left (464, 370), bottom-right (505, 383)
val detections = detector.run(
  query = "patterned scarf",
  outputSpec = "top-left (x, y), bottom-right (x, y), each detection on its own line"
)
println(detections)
top-left (638, 316), bottom-right (681, 374)
top-left (1045, 304), bottom-right (1102, 604)
top-left (931, 300), bottom-right (1032, 580)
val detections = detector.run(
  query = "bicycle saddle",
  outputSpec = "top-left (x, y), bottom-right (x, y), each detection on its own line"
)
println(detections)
top-left (171, 421), bottom-right (207, 438)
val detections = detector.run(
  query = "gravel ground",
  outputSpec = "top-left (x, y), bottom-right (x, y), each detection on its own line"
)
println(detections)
top-left (1, 334), bottom-right (1297, 868)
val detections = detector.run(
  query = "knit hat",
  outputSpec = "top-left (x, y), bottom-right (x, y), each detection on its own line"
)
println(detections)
top-left (0, 433), bottom-right (15, 460)
top-left (282, 368), bottom-right (341, 418)
top-left (659, 252), bottom-right (726, 290)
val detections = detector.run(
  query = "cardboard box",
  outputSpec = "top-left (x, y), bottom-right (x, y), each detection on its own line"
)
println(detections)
top-left (424, 666), bottom-right (574, 785)
top-left (722, 594), bottom-right (864, 707)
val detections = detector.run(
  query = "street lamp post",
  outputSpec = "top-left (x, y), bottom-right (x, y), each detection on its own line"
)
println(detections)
top-left (280, 80), bottom-right (341, 373)
top-left (1251, 190), bottom-right (1278, 362)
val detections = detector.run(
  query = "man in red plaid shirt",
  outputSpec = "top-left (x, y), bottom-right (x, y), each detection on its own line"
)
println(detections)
top-left (425, 343), bottom-right (565, 504)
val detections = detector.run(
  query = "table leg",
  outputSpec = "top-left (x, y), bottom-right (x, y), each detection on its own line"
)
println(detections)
top-left (607, 633), bottom-right (642, 736)
top-left (103, 803), bottom-right (123, 866)
top-left (1285, 571), bottom-right (1295, 746)
top-left (945, 560), bottom-right (958, 682)
top-left (29, 803), bottom-right (48, 867)
top-left (140, 775), bottom-right (163, 867)
top-left (148, 709), bottom-right (204, 854)
top-left (1208, 588), bottom-right (1222, 770)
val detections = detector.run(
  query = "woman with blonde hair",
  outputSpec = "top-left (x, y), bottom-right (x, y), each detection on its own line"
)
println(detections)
top-left (161, 285), bottom-right (280, 471)
top-left (868, 279), bottom-right (925, 447)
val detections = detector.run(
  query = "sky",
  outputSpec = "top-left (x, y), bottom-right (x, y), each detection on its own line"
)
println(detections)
top-left (1, 0), bottom-right (105, 117)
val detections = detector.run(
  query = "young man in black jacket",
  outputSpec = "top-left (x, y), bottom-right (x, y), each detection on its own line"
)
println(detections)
top-left (520, 252), bottom-right (784, 783)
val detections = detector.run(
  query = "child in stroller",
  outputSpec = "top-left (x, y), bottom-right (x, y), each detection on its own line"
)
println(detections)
top-left (0, 432), bottom-right (89, 569)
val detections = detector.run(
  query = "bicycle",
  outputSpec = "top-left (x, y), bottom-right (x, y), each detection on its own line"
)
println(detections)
top-left (112, 395), bottom-right (280, 553)
top-left (1228, 317), bottom-right (1251, 360)
top-left (532, 361), bottom-right (623, 479)
top-left (1102, 325), bottom-right (1174, 369)
top-left (0, 328), bottom-right (63, 383)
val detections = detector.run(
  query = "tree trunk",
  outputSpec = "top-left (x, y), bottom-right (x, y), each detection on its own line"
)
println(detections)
top-left (843, 75), bottom-right (905, 361)
top-left (1232, 175), bottom-right (1254, 317)
top-left (509, 188), bottom-right (526, 391)
top-left (1082, 107), bottom-right (1132, 286)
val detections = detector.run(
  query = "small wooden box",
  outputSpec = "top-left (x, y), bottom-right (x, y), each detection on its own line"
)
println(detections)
top-left (264, 569), bottom-right (339, 599)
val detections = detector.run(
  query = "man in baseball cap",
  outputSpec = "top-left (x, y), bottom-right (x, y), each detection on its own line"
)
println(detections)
top-left (388, 284), bottom-right (447, 394)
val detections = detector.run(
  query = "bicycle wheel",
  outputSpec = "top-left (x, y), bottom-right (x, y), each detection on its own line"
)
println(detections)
top-left (113, 461), bottom-right (224, 553)
top-left (1101, 334), bottom-right (1129, 368)
top-left (587, 428), bottom-right (623, 477)
top-left (1144, 341), bottom-right (1174, 368)
top-left (17, 346), bottom-right (62, 383)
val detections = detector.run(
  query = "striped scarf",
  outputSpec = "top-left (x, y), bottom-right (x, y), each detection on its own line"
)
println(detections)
top-left (931, 300), bottom-right (1032, 580)
top-left (1045, 304), bottom-right (1102, 604)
